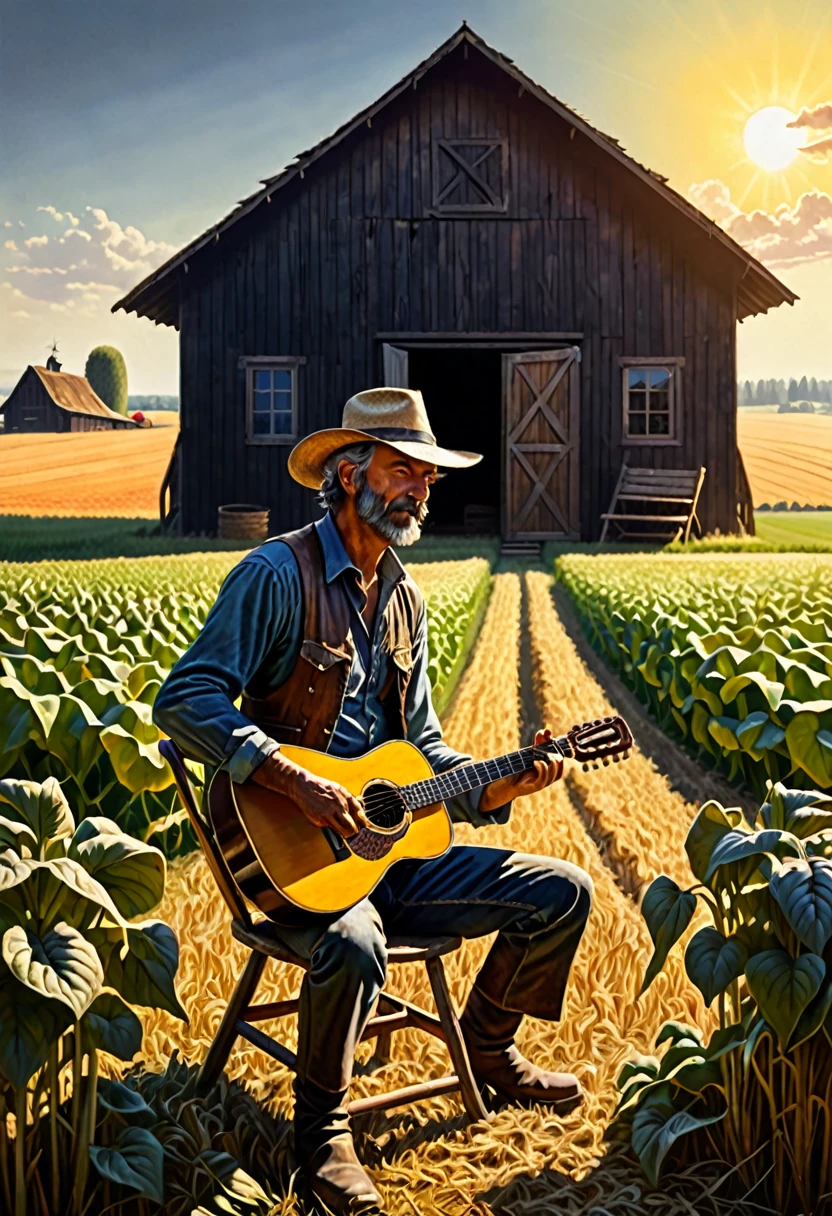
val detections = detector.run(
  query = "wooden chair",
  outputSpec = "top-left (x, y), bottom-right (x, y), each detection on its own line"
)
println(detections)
top-left (600, 456), bottom-right (706, 542)
top-left (159, 739), bottom-right (489, 1122)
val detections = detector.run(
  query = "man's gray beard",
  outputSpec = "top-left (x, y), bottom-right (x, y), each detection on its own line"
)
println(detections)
top-left (354, 482), bottom-right (428, 546)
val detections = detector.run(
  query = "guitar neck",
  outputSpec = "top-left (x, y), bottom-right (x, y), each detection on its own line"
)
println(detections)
top-left (400, 736), bottom-right (572, 812)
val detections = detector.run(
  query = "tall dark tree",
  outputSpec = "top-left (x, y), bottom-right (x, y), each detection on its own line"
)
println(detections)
top-left (756, 378), bottom-right (767, 404)
top-left (743, 379), bottom-right (753, 406)
top-left (810, 377), bottom-right (819, 401)
top-left (788, 378), bottom-right (799, 402)
top-left (798, 375), bottom-right (809, 399)
top-left (85, 346), bottom-right (128, 416)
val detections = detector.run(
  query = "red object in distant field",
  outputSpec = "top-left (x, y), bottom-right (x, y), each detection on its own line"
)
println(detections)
top-left (131, 410), bottom-right (145, 423)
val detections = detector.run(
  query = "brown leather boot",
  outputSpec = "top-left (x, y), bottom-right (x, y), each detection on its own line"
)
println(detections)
top-left (294, 1077), bottom-right (384, 1215)
top-left (460, 985), bottom-right (584, 1111)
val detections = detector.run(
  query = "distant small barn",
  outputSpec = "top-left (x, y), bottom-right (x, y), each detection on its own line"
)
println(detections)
top-left (0, 364), bottom-right (137, 433)
top-left (114, 23), bottom-right (796, 541)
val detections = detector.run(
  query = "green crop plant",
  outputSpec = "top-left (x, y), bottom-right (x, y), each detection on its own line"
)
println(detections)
top-left (1, 555), bottom-right (492, 858)
top-left (558, 553), bottom-right (832, 798)
top-left (84, 346), bottom-right (128, 416)
top-left (0, 776), bottom-right (184, 1216)
top-left (610, 781), bottom-right (832, 1214)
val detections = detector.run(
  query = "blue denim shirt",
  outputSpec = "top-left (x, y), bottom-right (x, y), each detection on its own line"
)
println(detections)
top-left (153, 511), bottom-right (510, 829)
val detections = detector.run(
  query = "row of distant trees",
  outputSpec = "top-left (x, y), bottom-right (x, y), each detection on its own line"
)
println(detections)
top-left (738, 377), bottom-right (832, 406)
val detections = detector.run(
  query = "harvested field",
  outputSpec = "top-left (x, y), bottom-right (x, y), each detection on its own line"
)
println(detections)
top-left (737, 410), bottom-right (832, 507)
top-left (0, 413), bottom-right (179, 517)
top-left (123, 569), bottom-right (725, 1214)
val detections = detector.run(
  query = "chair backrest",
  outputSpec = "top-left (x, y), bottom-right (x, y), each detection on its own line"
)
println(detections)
top-left (619, 466), bottom-right (705, 500)
top-left (159, 738), bottom-right (252, 926)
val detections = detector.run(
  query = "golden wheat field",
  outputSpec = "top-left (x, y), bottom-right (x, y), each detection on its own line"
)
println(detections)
top-left (105, 568), bottom-right (727, 1215)
top-left (737, 409), bottom-right (832, 507)
top-left (0, 411), bottom-right (179, 517)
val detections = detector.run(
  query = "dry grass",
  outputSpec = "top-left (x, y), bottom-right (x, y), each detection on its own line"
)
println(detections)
top-left (0, 414), bottom-right (179, 517)
top-left (737, 410), bottom-right (832, 507)
top-left (123, 571), bottom-right (722, 1214)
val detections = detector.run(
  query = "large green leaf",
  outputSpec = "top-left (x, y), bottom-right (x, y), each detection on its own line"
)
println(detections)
top-left (0, 776), bottom-right (74, 857)
top-left (0, 813), bottom-right (37, 858)
top-left (785, 713), bottom-right (832, 788)
top-left (69, 817), bottom-right (166, 918)
top-left (769, 857), bottom-right (832, 954)
top-left (82, 992), bottom-right (143, 1061)
top-left (684, 927), bottom-right (748, 1006)
top-left (762, 784), bottom-right (832, 830)
top-left (685, 801), bottom-right (745, 884)
top-left (91, 920), bottom-right (187, 1020)
top-left (89, 1126), bottom-right (165, 1203)
top-left (639, 877), bottom-right (697, 995)
top-left (43, 858), bottom-right (129, 931)
top-left (44, 694), bottom-right (104, 784)
top-left (703, 828), bottom-right (801, 886)
top-left (100, 723), bottom-right (172, 794)
top-left (2, 921), bottom-right (103, 1018)
top-left (97, 1077), bottom-right (154, 1125)
top-left (790, 977), bottom-right (832, 1049)
top-left (745, 949), bottom-right (825, 1046)
top-left (0, 976), bottom-right (74, 1088)
top-left (631, 1091), bottom-right (727, 1186)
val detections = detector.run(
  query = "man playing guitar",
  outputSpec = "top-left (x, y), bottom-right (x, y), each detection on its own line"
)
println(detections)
top-left (154, 387), bottom-right (594, 1216)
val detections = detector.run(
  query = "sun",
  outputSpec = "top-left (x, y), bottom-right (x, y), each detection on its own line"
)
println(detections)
top-left (743, 106), bottom-right (807, 171)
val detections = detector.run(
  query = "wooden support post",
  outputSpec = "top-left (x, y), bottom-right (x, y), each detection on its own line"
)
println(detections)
top-left (198, 951), bottom-right (268, 1090)
top-left (426, 957), bottom-right (489, 1122)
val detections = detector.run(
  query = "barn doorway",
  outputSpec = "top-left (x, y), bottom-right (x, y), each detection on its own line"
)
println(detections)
top-left (406, 348), bottom-right (502, 533)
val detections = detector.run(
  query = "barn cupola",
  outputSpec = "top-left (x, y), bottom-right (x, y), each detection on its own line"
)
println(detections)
top-left (45, 340), bottom-right (62, 372)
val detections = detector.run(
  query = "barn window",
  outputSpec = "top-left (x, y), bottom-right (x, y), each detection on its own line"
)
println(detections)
top-left (240, 357), bottom-right (305, 445)
top-left (619, 357), bottom-right (684, 445)
top-left (433, 139), bottom-right (508, 214)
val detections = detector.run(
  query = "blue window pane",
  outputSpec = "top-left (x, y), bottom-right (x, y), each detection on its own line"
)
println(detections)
top-left (273, 369), bottom-right (292, 391)
top-left (254, 371), bottom-right (271, 390)
top-left (252, 413), bottom-right (271, 435)
top-left (253, 391), bottom-right (271, 412)
top-left (273, 411), bottom-right (294, 435)
top-left (649, 368), bottom-right (671, 391)
top-left (274, 390), bottom-right (292, 409)
top-left (628, 369), bottom-right (648, 390)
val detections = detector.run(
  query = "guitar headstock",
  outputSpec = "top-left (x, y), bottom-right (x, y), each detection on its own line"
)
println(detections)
top-left (562, 716), bottom-right (633, 770)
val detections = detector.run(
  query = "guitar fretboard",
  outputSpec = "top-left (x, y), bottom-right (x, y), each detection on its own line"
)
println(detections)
top-left (400, 738), bottom-right (571, 811)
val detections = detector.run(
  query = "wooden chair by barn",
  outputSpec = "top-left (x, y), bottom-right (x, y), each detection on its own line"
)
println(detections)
top-left (159, 739), bottom-right (489, 1122)
top-left (600, 457), bottom-right (706, 543)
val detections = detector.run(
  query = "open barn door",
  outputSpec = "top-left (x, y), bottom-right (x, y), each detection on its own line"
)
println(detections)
top-left (502, 347), bottom-right (580, 540)
top-left (382, 344), bottom-right (409, 387)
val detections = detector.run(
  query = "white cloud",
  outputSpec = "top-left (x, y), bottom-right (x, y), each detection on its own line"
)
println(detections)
top-left (3, 240), bottom-right (18, 252)
top-left (3, 221), bottom-right (11, 228)
top-left (1, 203), bottom-right (176, 307)
top-left (10, 310), bottom-right (30, 318)
top-left (688, 180), bottom-right (832, 267)
top-left (786, 103), bottom-right (832, 160)
top-left (18, 221), bottom-right (24, 228)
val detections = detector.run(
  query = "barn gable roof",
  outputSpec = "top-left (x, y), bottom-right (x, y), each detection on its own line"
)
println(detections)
top-left (0, 366), bottom-right (137, 423)
top-left (113, 23), bottom-right (796, 329)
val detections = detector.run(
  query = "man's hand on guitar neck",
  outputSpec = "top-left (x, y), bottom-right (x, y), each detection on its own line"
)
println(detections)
top-left (478, 728), bottom-right (564, 814)
top-left (252, 751), bottom-right (371, 838)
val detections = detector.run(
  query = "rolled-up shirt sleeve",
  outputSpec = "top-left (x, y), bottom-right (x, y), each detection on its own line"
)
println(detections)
top-left (153, 552), bottom-right (301, 783)
top-left (404, 597), bottom-right (513, 829)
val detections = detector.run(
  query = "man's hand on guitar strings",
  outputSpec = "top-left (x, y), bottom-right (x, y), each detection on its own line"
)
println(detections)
top-left (478, 727), bottom-right (564, 814)
top-left (253, 751), bottom-right (371, 838)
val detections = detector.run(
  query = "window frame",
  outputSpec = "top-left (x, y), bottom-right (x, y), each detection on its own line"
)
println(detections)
top-left (239, 356), bottom-right (305, 446)
top-left (431, 138), bottom-right (509, 215)
top-left (619, 356), bottom-right (685, 446)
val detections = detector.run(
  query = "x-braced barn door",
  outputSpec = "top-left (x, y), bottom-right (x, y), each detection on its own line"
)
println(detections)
top-left (502, 348), bottom-right (581, 540)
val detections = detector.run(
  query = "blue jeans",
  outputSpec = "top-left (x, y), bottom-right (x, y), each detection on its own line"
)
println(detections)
top-left (267, 845), bottom-right (593, 1092)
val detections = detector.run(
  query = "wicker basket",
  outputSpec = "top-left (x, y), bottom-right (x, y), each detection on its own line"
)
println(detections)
top-left (217, 503), bottom-right (270, 541)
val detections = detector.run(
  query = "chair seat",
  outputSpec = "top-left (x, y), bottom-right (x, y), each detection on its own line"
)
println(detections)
top-left (231, 917), bottom-right (462, 965)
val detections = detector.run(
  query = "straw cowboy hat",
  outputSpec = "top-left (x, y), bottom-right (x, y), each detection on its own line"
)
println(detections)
top-left (287, 387), bottom-right (482, 490)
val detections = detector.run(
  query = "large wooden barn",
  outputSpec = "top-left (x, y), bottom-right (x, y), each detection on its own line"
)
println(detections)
top-left (0, 364), bottom-right (136, 433)
top-left (114, 24), bottom-right (795, 541)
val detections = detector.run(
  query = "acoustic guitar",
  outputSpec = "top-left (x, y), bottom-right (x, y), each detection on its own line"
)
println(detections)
top-left (208, 715), bottom-right (633, 917)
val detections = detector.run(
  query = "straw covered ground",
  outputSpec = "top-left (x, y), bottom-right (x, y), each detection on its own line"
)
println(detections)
top-left (125, 570), bottom-right (729, 1214)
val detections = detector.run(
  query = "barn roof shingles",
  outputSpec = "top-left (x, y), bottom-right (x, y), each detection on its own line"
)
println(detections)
top-left (31, 366), bottom-right (136, 422)
top-left (112, 22), bottom-right (796, 329)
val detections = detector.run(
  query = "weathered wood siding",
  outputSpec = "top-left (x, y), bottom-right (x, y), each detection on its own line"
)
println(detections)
top-left (1, 369), bottom-right (69, 433)
top-left (178, 44), bottom-right (740, 538)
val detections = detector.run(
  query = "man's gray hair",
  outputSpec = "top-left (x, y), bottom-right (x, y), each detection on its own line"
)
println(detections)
top-left (316, 441), bottom-right (377, 511)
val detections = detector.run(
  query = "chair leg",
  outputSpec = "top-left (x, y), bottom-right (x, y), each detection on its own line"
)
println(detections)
top-left (198, 950), bottom-right (268, 1091)
top-left (426, 956), bottom-right (489, 1122)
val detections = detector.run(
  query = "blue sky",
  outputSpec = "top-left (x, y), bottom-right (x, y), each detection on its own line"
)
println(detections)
top-left (3, 0), bottom-right (831, 392)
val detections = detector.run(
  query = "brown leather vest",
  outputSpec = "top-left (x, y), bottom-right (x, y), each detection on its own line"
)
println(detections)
top-left (240, 522), bottom-right (421, 753)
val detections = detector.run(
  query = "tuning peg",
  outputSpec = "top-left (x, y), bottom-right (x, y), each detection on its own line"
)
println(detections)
top-left (612, 754), bottom-right (620, 763)
top-left (582, 762), bottom-right (589, 772)
top-left (602, 757), bottom-right (610, 766)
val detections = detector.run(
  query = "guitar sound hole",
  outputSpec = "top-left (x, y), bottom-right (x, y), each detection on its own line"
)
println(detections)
top-left (361, 781), bottom-right (407, 830)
